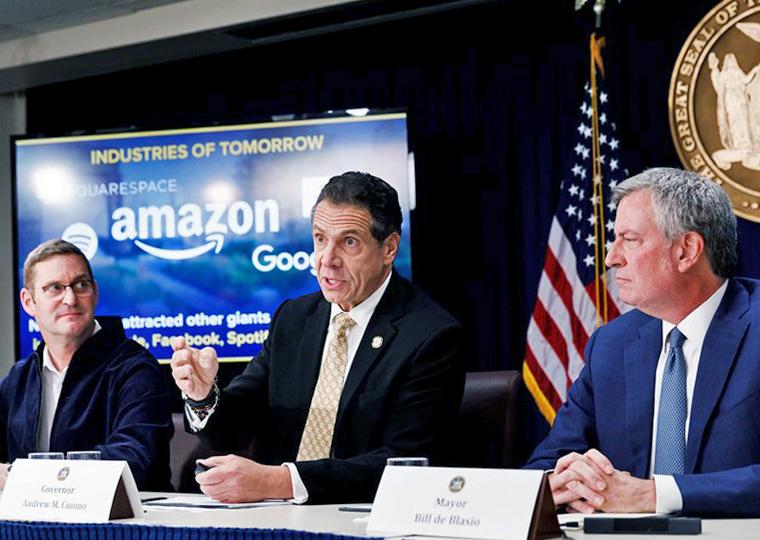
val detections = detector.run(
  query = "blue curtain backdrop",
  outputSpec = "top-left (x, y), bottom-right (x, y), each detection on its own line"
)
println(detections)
top-left (23, 0), bottom-right (760, 459)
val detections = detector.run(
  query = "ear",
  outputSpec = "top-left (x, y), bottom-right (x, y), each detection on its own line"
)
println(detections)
top-left (676, 231), bottom-right (705, 273)
top-left (382, 232), bottom-right (400, 265)
top-left (20, 288), bottom-right (37, 318)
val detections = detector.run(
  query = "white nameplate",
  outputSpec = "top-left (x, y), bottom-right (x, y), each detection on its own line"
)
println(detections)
top-left (367, 467), bottom-right (559, 540)
top-left (0, 459), bottom-right (142, 522)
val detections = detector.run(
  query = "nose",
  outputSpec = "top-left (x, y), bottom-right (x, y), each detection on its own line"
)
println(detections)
top-left (61, 285), bottom-right (78, 305)
top-left (320, 242), bottom-right (340, 266)
top-left (605, 237), bottom-right (623, 268)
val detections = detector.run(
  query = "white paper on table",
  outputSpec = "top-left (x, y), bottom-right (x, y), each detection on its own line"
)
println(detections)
top-left (143, 495), bottom-right (290, 510)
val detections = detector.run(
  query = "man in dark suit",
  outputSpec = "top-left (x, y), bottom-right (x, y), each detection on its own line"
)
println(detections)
top-left (171, 171), bottom-right (464, 504)
top-left (525, 167), bottom-right (760, 517)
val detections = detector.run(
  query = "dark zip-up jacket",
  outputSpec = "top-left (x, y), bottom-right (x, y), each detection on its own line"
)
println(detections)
top-left (0, 316), bottom-right (173, 490)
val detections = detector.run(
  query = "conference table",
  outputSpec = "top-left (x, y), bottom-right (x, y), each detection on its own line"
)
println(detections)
top-left (0, 492), bottom-right (757, 540)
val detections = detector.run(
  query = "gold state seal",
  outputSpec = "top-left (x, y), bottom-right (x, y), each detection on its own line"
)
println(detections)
top-left (669, 0), bottom-right (760, 221)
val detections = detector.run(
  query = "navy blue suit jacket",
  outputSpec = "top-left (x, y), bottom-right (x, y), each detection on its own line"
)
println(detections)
top-left (526, 277), bottom-right (760, 517)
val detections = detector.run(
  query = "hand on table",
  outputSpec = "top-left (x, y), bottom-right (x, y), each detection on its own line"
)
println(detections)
top-left (195, 455), bottom-right (294, 503)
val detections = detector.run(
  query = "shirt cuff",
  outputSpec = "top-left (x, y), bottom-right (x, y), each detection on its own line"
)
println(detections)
top-left (185, 401), bottom-right (216, 431)
top-left (284, 462), bottom-right (309, 504)
top-left (653, 474), bottom-right (683, 514)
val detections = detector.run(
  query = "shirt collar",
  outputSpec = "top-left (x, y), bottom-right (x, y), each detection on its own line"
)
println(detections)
top-left (42, 319), bottom-right (102, 375)
top-left (329, 271), bottom-right (393, 332)
top-left (661, 280), bottom-right (728, 344)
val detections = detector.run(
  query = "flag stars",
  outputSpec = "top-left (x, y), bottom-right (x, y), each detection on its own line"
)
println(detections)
top-left (568, 184), bottom-right (580, 196)
top-left (606, 219), bottom-right (615, 232)
top-left (572, 164), bottom-right (583, 177)
top-left (581, 125), bottom-right (592, 138)
top-left (599, 112), bottom-right (607, 125)
top-left (609, 179), bottom-right (619, 189)
top-left (600, 92), bottom-right (608, 104)
top-left (575, 230), bottom-right (582, 241)
top-left (607, 200), bottom-right (617, 212)
top-left (599, 133), bottom-right (608, 146)
top-left (610, 138), bottom-right (619, 150)
top-left (574, 143), bottom-right (587, 156)
top-left (587, 214), bottom-right (597, 226)
top-left (580, 147), bottom-right (590, 159)
top-left (585, 234), bottom-right (596, 247)
top-left (610, 158), bottom-right (619, 171)
top-left (566, 204), bottom-right (578, 217)
top-left (585, 107), bottom-right (593, 119)
top-left (584, 254), bottom-right (595, 267)
top-left (589, 194), bottom-right (599, 205)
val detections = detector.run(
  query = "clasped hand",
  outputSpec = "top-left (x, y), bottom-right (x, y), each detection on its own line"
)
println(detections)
top-left (549, 449), bottom-right (656, 513)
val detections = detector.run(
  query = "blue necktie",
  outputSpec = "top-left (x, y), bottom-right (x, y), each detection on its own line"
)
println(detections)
top-left (653, 327), bottom-right (688, 475)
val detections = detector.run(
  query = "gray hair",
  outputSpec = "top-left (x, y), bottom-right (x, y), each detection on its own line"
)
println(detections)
top-left (612, 167), bottom-right (737, 278)
top-left (23, 239), bottom-right (94, 289)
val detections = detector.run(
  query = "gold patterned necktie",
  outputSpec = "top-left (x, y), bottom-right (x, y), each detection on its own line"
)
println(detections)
top-left (297, 312), bottom-right (356, 461)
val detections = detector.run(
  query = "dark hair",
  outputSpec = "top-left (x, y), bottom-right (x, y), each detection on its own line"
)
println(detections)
top-left (313, 171), bottom-right (402, 243)
top-left (23, 239), bottom-right (94, 289)
top-left (613, 167), bottom-right (738, 278)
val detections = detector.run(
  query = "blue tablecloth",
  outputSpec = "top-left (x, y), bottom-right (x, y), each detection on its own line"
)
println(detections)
top-left (0, 522), bottom-right (376, 540)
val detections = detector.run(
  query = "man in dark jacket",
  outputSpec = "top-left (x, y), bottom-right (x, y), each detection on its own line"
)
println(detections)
top-left (0, 239), bottom-right (173, 490)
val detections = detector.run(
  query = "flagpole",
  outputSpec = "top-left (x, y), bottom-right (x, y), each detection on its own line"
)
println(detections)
top-left (589, 33), bottom-right (610, 325)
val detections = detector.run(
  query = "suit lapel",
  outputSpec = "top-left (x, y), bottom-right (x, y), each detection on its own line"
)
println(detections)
top-left (624, 318), bottom-right (661, 477)
top-left (685, 280), bottom-right (749, 473)
top-left (337, 273), bottom-right (405, 421)
top-left (294, 300), bottom-right (330, 410)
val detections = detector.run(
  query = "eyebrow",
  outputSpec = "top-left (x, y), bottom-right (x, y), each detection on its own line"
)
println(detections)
top-left (39, 274), bottom-right (90, 287)
top-left (312, 225), bottom-right (366, 237)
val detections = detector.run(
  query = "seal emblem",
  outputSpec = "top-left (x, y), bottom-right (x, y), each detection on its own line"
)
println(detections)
top-left (669, 0), bottom-right (760, 222)
top-left (57, 466), bottom-right (70, 481)
top-left (449, 476), bottom-right (465, 492)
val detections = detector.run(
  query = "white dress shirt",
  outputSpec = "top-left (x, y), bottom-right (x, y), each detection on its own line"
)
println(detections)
top-left (37, 320), bottom-right (102, 452)
top-left (187, 271), bottom-right (393, 503)
top-left (650, 280), bottom-right (727, 513)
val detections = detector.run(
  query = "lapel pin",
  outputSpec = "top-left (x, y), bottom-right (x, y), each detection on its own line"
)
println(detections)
top-left (371, 336), bottom-right (383, 349)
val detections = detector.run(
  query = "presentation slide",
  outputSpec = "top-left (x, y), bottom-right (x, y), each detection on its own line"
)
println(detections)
top-left (14, 112), bottom-right (412, 361)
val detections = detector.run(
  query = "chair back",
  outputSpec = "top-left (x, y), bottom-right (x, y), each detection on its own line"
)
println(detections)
top-left (446, 370), bottom-right (522, 468)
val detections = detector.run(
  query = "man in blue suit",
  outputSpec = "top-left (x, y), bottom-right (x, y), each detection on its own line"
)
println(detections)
top-left (525, 167), bottom-right (760, 517)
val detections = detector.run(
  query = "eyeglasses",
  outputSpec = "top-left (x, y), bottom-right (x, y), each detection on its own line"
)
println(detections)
top-left (35, 278), bottom-right (95, 299)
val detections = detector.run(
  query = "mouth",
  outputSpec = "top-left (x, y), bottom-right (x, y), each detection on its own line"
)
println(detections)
top-left (321, 276), bottom-right (347, 290)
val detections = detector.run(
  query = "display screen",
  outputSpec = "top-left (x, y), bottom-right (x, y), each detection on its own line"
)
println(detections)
top-left (13, 112), bottom-right (412, 361)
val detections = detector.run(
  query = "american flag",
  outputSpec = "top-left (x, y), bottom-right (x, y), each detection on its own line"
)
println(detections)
top-left (523, 71), bottom-right (630, 424)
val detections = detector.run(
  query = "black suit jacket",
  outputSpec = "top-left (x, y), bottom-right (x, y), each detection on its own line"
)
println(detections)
top-left (195, 272), bottom-right (465, 503)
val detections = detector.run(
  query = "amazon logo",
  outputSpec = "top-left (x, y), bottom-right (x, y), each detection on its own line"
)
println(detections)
top-left (109, 199), bottom-right (280, 260)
